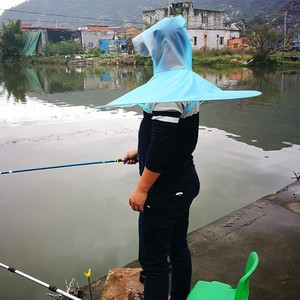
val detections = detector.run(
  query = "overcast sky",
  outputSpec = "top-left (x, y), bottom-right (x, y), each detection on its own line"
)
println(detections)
top-left (0, 0), bottom-right (26, 14)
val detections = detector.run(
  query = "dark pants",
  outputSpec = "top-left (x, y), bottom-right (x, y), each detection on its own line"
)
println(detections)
top-left (139, 169), bottom-right (200, 300)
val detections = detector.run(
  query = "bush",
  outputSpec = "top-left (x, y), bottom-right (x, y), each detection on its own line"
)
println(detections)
top-left (23, 55), bottom-right (69, 65)
top-left (0, 19), bottom-right (24, 63)
top-left (43, 40), bottom-right (84, 56)
top-left (133, 53), bottom-right (152, 66)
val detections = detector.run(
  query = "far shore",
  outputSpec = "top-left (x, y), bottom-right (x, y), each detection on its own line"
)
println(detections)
top-left (21, 50), bottom-right (300, 70)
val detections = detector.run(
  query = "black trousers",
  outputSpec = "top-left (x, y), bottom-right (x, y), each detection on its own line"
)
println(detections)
top-left (139, 169), bottom-right (200, 300)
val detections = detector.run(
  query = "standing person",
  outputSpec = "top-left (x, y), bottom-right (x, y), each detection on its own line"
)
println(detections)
top-left (123, 96), bottom-right (200, 300)
top-left (123, 17), bottom-right (200, 300)
top-left (101, 16), bottom-right (260, 300)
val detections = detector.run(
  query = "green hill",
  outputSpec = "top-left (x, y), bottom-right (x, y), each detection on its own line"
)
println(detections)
top-left (0, 0), bottom-right (295, 29)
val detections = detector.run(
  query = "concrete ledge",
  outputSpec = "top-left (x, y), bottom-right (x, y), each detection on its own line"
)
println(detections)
top-left (80, 180), bottom-right (300, 300)
top-left (187, 180), bottom-right (300, 300)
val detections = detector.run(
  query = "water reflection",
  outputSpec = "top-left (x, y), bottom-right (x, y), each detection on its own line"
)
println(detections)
top-left (0, 64), bottom-right (299, 151)
top-left (195, 67), bottom-right (258, 90)
top-left (0, 64), bottom-right (29, 101)
top-left (199, 70), bottom-right (300, 150)
top-left (0, 64), bottom-right (152, 99)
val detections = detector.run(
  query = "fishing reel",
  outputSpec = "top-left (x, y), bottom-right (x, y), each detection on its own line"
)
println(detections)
top-left (47, 278), bottom-right (81, 300)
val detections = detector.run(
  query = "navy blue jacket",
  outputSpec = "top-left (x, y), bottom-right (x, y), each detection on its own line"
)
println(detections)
top-left (138, 102), bottom-right (199, 185)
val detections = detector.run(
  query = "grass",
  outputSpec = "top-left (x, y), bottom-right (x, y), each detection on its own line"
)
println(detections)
top-left (270, 51), bottom-right (300, 70)
top-left (192, 48), bottom-right (252, 68)
top-left (21, 48), bottom-right (300, 70)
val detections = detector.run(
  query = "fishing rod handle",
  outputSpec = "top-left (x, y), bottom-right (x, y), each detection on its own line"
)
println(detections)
top-left (122, 157), bottom-right (138, 164)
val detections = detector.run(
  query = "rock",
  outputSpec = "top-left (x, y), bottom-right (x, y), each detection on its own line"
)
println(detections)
top-left (102, 268), bottom-right (144, 300)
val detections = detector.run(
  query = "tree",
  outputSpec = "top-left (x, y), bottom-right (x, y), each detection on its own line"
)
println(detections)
top-left (245, 24), bottom-right (284, 65)
top-left (0, 19), bottom-right (24, 63)
top-left (125, 34), bottom-right (135, 54)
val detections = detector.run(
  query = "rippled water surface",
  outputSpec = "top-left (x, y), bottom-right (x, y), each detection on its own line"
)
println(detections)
top-left (0, 65), bottom-right (299, 300)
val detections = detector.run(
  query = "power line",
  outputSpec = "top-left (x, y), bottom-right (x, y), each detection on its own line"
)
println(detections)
top-left (0, 17), bottom-right (135, 26)
top-left (0, 18), bottom-right (90, 25)
top-left (0, 8), bottom-right (142, 25)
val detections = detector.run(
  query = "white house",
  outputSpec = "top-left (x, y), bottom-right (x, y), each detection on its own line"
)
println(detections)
top-left (142, 2), bottom-right (240, 50)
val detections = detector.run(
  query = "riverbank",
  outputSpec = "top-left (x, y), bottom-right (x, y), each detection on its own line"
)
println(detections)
top-left (22, 50), bottom-right (300, 70)
top-left (80, 179), bottom-right (300, 299)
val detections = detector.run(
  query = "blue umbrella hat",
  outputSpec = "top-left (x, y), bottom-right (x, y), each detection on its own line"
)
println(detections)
top-left (100, 16), bottom-right (261, 108)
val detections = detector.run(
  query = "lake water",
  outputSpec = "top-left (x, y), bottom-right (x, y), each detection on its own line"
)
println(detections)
top-left (0, 64), bottom-right (299, 300)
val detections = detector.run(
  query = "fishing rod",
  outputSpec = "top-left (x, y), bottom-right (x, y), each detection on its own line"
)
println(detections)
top-left (0, 157), bottom-right (138, 175)
top-left (0, 262), bottom-right (81, 300)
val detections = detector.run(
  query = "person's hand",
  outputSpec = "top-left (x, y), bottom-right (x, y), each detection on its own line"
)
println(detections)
top-left (123, 150), bottom-right (138, 165)
top-left (129, 186), bottom-right (147, 212)
top-left (128, 167), bottom-right (160, 212)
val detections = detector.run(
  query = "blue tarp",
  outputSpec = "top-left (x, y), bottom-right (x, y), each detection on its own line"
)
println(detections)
top-left (99, 39), bottom-right (126, 53)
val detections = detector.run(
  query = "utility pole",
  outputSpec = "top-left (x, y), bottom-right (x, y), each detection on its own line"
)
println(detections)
top-left (283, 9), bottom-right (287, 48)
top-left (168, 0), bottom-right (171, 17)
top-left (241, 14), bottom-right (246, 58)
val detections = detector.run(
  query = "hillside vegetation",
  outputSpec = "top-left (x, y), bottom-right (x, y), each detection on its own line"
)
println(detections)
top-left (0, 0), bottom-right (295, 29)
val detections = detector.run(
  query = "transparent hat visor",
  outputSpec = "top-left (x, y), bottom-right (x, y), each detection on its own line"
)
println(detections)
top-left (99, 16), bottom-right (262, 109)
top-left (132, 33), bottom-right (150, 57)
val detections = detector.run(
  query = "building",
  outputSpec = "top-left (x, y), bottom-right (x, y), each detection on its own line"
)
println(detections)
top-left (142, 2), bottom-right (240, 50)
top-left (291, 34), bottom-right (300, 51)
top-left (79, 25), bottom-right (115, 52)
top-left (21, 23), bottom-right (141, 56)
top-left (21, 25), bottom-right (81, 55)
top-left (227, 37), bottom-right (250, 50)
top-left (79, 25), bottom-right (141, 53)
